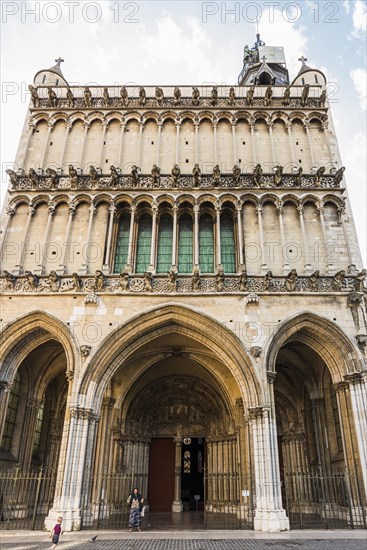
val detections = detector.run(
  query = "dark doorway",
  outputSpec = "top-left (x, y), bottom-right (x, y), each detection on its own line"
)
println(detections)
top-left (148, 438), bottom-right (175, 512)
top-left (181, 437), bottom-right (205, 511)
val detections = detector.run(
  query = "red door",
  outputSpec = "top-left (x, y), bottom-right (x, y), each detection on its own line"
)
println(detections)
top-left (148, 438), bottom-right (175, 512)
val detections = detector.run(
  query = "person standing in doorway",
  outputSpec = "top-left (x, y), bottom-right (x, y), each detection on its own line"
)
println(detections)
top-left (127, 487), bottom-right (144, 532)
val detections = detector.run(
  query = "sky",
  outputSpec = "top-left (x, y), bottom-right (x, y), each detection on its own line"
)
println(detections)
top-left (1, 0), bottom-right (366, 265)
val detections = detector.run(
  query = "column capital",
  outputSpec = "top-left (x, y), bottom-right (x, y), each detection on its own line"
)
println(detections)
top-left (332, 381), bottom-right (349, 394)
top-left (152, 201), bottom-right (158, 215)
top-left (69, 406), bottom-right (94, 420)
top-left (26, 398), bottom-right (42, 411)
top-left (256, 205), bottom-right (263, 215)
top-left (193, 204), bottom-right (200, 215)
top-left (344, 372), bottom-right (364, 385)
top-left (48, 201), bottom-right (56, 215)
top-left (247, 405), bottom-right (270, 420)
top-left (297, 205), bottom-right (304, 216)
top-left (83, 121), bottom-right (90, 130)
top-left (267, 371), bottom-right (277, 383)
top-left (6, 205), bottom-right (16, 217)
top-left (0, 380), bottom-right (13, 393)
top-left (89, 204), bottom-right (96, 216)
top-left (68, 203), bottom-right (77, 217)
top-left (130, 203), bottom-right (137, 215)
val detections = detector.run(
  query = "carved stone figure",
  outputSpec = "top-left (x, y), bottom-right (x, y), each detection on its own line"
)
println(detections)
top-left (138, 87), bottom-right (146, 106)
top-left (120, 86), bottom-right (129, 107)
top-left (6, 169), bottom-right (18, 188)
top-left (28, 168), bottom-right (39, 189)
top-left (66, 86), bottom-right (75, 107)
top-left (216, 269), bottom-right (225, 292)
top-left (28, 85), bottom-right (39, 108)
top-left (2, 270), bottom-right (16, 291)
top-left (167, 269), bottom-right (177, 291)
top-left (192, 164), bottom-right (201, 186)
top-left (262, 270), bottom-right (273, 291)
top-left (264, 86), bottom-right (272, 106)
top-left (273, 165), bottom-right (283, 186)
top-left (174, 86), bottom-right (181, 105)
top-left (315, 166), bottom-right (325, 186)
top-left (94, 270), bottom-right (105, 292)
top-left (282, 85), bottom-right (291, 106)
top-left (295, 166), bottom-right (303, 186)
top-left (239, 269), bottom-right (248, 291)
top-left (61, 272), bottom-right (82, 292)
top-left (131, 165), bottom-right (140, 184)
top-left (286, 269), bottom-right (298, 292)
top-left (155, 86), bottom-right (164, 106)
top-left (80, 345), bottom-right (91, 358)
top-left (318, 89), bottom-right (327, 108)
top-left (24, 271), bottom-right (38, 291)
top-left (69, 164), bottom-right (78, 188)
top-left (211, 86), bottom-right (218, 106)
top-left (228, 87), bottom-right (236, 106)
top-left (212, 164), bottom-right (221, 186)
top-left (192, 268), bottom-right (201, 291)
top-left (246, 86), bottom-right (254, 106)
top-left (347, 290), bottom-right (367, 331)
top-left (253, 163), bottom-right (262, 186)
top-left (334, 166), bottom-right (345, 185)
top-left (43, 270), bottom-right (60, 292)
top-left (151, 164), bottom-right (161, 184)
top-left (48, 87), bottom-right (58, 108)
top-left (103, 86), bottom-right (110, 107)
top-left (333, 270), bottom-right (346, 291)
top-left (110, 165), bottom-right (119, 185)
top-left (144, 271), bottom-right (153, 292)
top-left (171, 163), bottom-right (181, 184)
top-left (354, 269), bottom-right (367, 292)
top-left (89, 165), bottom-right (99, 186)
top-left (301, 84), bottom-right (310, 107)
top-left (309, 270), bottom-right (320, 291)
top-left (233, 164), bottom-right (241, 183)
top-left (117, 272), bottom-right (129, 292)
top-left (192, 86), bottom-right (200, 106)
top-left (46, 168), bottom-right (58, 188)
top-left (84, 86), bottom-right (93, 107)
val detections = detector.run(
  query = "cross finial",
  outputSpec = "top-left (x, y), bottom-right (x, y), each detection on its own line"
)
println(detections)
top-left (55, 57), bottom-right (64, 66)
top-left (261, 55), bottom-right (267, 63)
top-left (298, 56), bottom-right (307, 65)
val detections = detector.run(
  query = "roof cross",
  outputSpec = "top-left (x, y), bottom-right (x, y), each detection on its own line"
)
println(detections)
top-left (55, 57), bottom-right (64, 66)
top-left (298, 56), bottom-right (308, 65)
top-left (261, 55), bottom-right (267, 63)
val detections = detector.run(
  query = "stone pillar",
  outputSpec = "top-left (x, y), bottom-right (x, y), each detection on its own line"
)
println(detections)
top-left (125, 203), bottom-right (136, 273)
top-left (194, 120), bottom-right (199, 165)
top-left (172, 204), bottom-right (178, 268)
top-left (136, 121), bottom-right (144, 168)
top-left (18, 204), bottom-right (35, 274)
top-left (175, 121), bottom-right (180, 165)
top-left (247, 406), bottom-right (289, 532)
top-left (172, 437), bottom-right (183, 512)
top-left (82, 203), bottom-right (96, 274)
top-left (297, 204), bottom-right (312, 274)
top-left (40, 201), bottom-right (56, 274)
top-left (194, 203), bottom-right (200, 267)
top-left (321, 118), bottom-right (334, 166)
top-left (59, 122), bottom-right (71, 169)
top-left (0, 205), bottom-right (16, 258)
top-left (276, 202), bottom-right (290, 274)
top-left (40, 122), bottom-right (54, 168)
top-left (213, 120), bottom-right (218, 165)
top-left (303, 120), bottom-right (315, 170)
top-left (286, 120), bottom-right (296, 167)
top-left (80, 122), bottom-right (90, 170)
top-left (0, 381), bottom-right (13, 444)
top-left (236, 201), bottom-right (244, 268)
top-left (156, 121), bottom-right (162, 166)
top-left (118, 120), bottom-right (126, 169)
top-left (21, 122), bottom-right (36, 170)
top-left (250, 120), bottom-right (256, 164)
top-left (60, 202), bottom-right (76, 274)
top-left (317, 202), bottom-right (334, 274)
top-left (268, 122), bottom-right (276, 167)
top-left (99, 121), bottom-right (108, 168)
top-left (18, 398), bottom-right (42, 470)
top-left (215, 202), bottom-right (222, 269)
top-left (231, 121), bottom-right (237, 165)
top-left (103, 202), bottom-right (117, 272)
top-left (310, 397), bottom-right (330, 471)
top-left (338, 206), bottom-right (353, 267)
top-left (148, 201), bottom-right (158, 273)
top-left (256, 206), bottom-right (268, 273)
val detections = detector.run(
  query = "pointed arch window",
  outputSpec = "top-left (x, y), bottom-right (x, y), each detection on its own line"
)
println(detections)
top-left (1, 372), bottom-right (21, 452)
top-left (220, 212), bottom-right (236, 273)
top-left (178, 214), bottom-right (193, 274)
top-left (114, 212), bottom-right (130, 273)
top-left (32, 399), bottom-right (45, 456)
top-left (199, 213), bottom-right (214, 273)
top-left (157, 214), bottom-right (173, 273)
top-left (135, 213), bottom-right (152, 273)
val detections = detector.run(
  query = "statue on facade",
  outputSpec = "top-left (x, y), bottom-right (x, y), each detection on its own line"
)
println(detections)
top-left (66, 86), bottom-right (75, 107)
top-left (314, 166), bottom-right (325, 186)
top-left (6, 169), bottom-right (18, 188)
top-left (334, 166), bottom-right (345, 185)
top-left (273, 165), bottom-right (283, 186)
top-left (216, 269), bottom-right (225, 292)
top-left (131, 165), bottom-right (140, 185)
top-left (354, 269), bottom-right (367, 292)
top-left (155, 86), bottom-right (164, 106)
top-left (174, 86), bottom-right (181, 105)
top-left (246, 86), bottom-right (254, 106)
top-left (282, 85), bottom-right (291, 106)
top-left (309, 270), bottom-right (320, 291)
top-left (117, 272), bottom-right (129, 292)
top-left (301, 84), bottom-right (310, 107)
top-left (45, 168), bottom-right (58, 189)
top-left (264, 86), bottom-right (272, 106)
top-left (211, 86), bottom-right (218, 106)
top-left (192, 86), bottom-right (200, 106)
top-left (48, 87), bottom-right (58, 108)
top-left (24, 271), bottom-right (38, 291)
top-left (295, 166), bottom-right (303, 186)
top-left (151, 164), bottom-right (161, 185)
top-left (333, 270), bottom-right (346, 291)
top-left (144, 271), bottom-right (153, 292)
top-left (192, 163), bottom-right (202, 187)
top-left (103, 86), bottom-right (110, 107)
top-left (120, 86), bottom-right (129, 107)
top-left (253, 163), bottom-right (262, 186)
top-left (84, 86), bottom-right (93, 107)
top-left (28, 85), bottom-right (40, 108)
top-left (262, 270), bottom-right (273, 291)
top-left (171, 163), bottom-right (181, 184)
top-left (110, 165), bottom-right (119, 185)
top-left (167, 269), bottom-right (177, 291)
top-left (69, 164), bottom-right (78, 188)
top-left (2, 270), bottom-right (16, 291)
top-left (89, 165), bottom-right (99, 186)
top-left (318, 89), bottom-right (327, 108)
top-left (230, 164), bottom-right (240, 183)
top-left (239, 269), bottom-right (248, 291)
top-left (94, 270), bottom-right (106, 291)
top-left (42, 270), bottom-right (60, 292)
top-left (285, 269), bottom-right (298, 292)
top-left (228, 87), bottom-right (236, 106)
top-left (61, 272), bottom-right (82, 292)
top-left (212, 164), bottom-right (221, 186)
top-left (138, 87), bottom-right (146, 106)
top-left (28, 168), bottom-right (38, 188)
top-left (192, 267), bottom-right (201, 291)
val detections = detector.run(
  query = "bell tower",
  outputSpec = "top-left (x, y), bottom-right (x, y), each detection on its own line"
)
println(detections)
top-left (238, 34), bottom-right (289, 86)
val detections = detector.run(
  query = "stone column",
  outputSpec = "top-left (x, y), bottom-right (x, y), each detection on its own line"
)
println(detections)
top-left (59, 122), bottom-right (71, 169)
top-left (231, 121), bottom-right (237, 165)
top-left (18, 204), bottom-right (35, 274)
top-left (172, 204), bottom-right (178, 268)
top-left (194, 203), bottom-right (200, 267)
top-left (250, 120), bottom-right (256, 164)
top-left (236, 202), bottom-right (244, 268)
top-left (80, 121), bottom-right (90, 170)
top-left (317, 202), bottom-right (334, 274)
top-left (0, 205), bottom-right (16, 258)
top-left (256, 206), bottom-right (268, 273)
top-left (148, 201), bottom-right (158, 273)
top-left (175, 121), bottom-right (180, 165)
top-left (103, 202), bottom-right (117, 272)
top-left (172, 437), bottom-right (183, 512)
top-left (18, 398), bottom-right (42, 470)
top-left (118, 120), bottom-right (126, 169)
top-left (268, 122), bottom-right (276, 167)
top-left (303, 120), bottom-right (315, 170)
top-left (82, 203), bottom-right (96, 274)
top-left (297, 204), bottom-right (312, 274)
top-left (156, 121), bottom-right (162, 166)
top-left (321, 117), bottom-right (334, 166)
top-left (61, 202), bottom-right (76, 274)
top-left (21, 122), bottom-right (36, 170)
top-left (276, 202), bottom-right (290, 274)
top-left (125, 203), bottom-right (137, 273)
top-left (99, 121), bottom-right (108, 168)
top-left (0, 381), bottom-right (13, 444)
top-left (136, 121), bottom-right (144, 168)
top-left (286, 120), bottom-right (296, 167)
top-left (247, 405), bottom-right (289, 531)
top-left (40, 201), bottom-right (56, 274)
top-left (213, 120), bottom-right (218, 165)
top-left (215, 202), bottom-right (222, 269)
top-left (310, 397), bottom-right (330, 471)
top-left (338, 206), bottom-right (353, 267)
top-left (194, 120), bottom-right (199, 165)
top-left (40, 122), bottom-right (54, 168)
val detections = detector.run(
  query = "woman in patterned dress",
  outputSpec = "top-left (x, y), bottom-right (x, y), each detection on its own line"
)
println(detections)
top-left (127, 487), bottom-right (144, 532)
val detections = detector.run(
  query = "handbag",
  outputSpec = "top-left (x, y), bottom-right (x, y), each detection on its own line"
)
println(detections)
top-left (140, 505), bottom-right (146, 517)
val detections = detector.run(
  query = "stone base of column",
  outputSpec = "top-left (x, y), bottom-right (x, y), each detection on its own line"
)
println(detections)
top-left (325, 263), bottom-right (335, 275)
top-left (304, 263), bottom-right (313, 275)
top-left (45, 507), bottom-right (82, 532)
top-left (171, 500), bottom-right (183, 513)
top-left (102, 264), bottom-right (111, 275)
top-left (282, 263), bottom-right (291, 275)
top-left (253, 509), bottom-right (289, 532)
top-left (148, 265), bottom-right (156, 274)
top-left (260, 264), bottom-right (268, 274)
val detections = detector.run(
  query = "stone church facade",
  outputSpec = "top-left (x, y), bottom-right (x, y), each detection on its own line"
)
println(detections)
top-left (0, 37), bottom-right (366, 532)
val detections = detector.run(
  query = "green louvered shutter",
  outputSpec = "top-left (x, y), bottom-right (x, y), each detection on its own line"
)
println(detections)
top-left (178, 214), bottom-right (193, 274)
top-left (114, 213), bottom-right (130, 273)
top-left (157, 214), bottom-right (173, 273)
top-left (135, 213), bottom-right (152, 273)
top-left (199, 213), bottom-right (214, 273)
top-left (220, 212), bottom-right (236, 273)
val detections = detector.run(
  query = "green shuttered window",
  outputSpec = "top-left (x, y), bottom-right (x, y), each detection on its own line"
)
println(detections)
top-left (114, 213), bottom-right (130, 273)
top-left (135, 213), bottom-right (152, 273)
top-left (199, 214), bottom-right (214, 273)
top-left (220, 212), bottom-right (236, 273)
top-left (178, 214), bottom-right (193, 274)
top-left (157, 215), bottom-right (173, 273)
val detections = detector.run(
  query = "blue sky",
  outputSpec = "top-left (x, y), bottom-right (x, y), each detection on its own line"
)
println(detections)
top-left (1, 0), bottom-right (366, 264)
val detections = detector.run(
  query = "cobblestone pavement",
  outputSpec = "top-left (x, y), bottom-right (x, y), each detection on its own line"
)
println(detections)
top-left (1, 539), bottom-right (367, 550)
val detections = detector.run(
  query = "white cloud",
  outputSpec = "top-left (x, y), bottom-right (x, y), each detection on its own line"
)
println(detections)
top-left (352, 0), bottom-right (367, 37)
top-left (343, 1), bottom-right (351, 14)
top-left (350, 68), bottom-right (367, 111)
